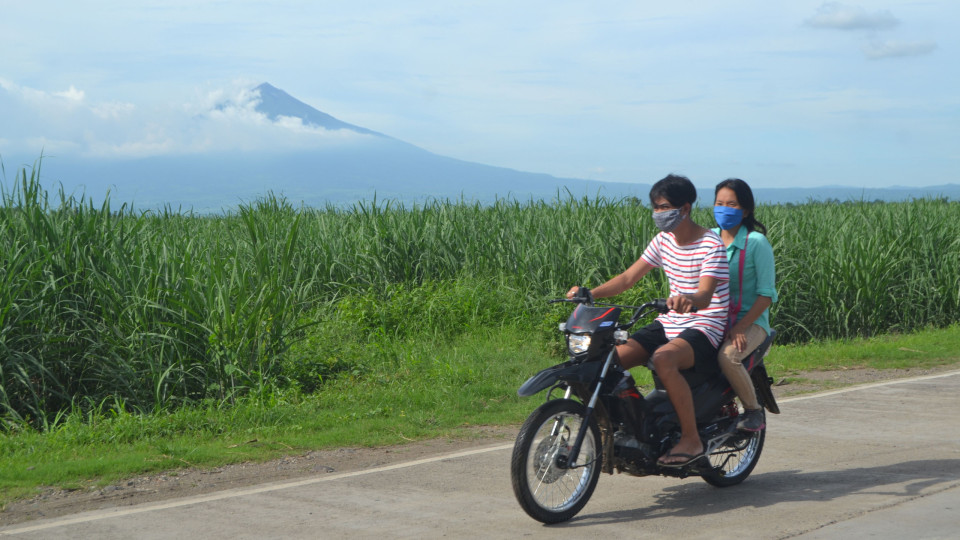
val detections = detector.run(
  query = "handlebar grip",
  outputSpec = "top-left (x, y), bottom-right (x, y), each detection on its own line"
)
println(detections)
top-left (653, 298), bottom-right (698, 313)
top-left (575, 287), bottom-right (594, 305)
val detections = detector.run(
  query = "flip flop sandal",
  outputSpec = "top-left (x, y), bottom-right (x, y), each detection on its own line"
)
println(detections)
top-left (658, 451), bottom-right (705, 468)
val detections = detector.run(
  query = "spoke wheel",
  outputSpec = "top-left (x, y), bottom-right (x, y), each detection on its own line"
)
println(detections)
top-left (511, 399), bottom-right (602, 523)
top-left (701, 424), bottom-right (764, 487)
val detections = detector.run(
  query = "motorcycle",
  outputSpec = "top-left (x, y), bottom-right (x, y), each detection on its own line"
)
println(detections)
top-left (510, 294), bottom-right (780, 523)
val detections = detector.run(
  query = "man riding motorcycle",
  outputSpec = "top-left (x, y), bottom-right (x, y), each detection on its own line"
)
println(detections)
top-left (566, 174), bottom-right (729, 467)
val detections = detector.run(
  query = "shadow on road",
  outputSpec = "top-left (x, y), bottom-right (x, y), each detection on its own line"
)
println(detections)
top-left (553, 459), bottom-right (960, 527)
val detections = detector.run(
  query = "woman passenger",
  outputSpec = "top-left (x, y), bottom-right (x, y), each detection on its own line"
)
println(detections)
top-left (712, 178), bottom-right (777, 431)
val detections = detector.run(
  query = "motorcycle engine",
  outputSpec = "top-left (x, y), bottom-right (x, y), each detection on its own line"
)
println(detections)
top-left (613, 432), bottom-right (653, 476)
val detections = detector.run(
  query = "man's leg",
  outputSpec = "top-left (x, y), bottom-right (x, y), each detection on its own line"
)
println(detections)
top-left (616, 339), bottom-right (650, 370)
top-left (651, 338), bottom-right (703, 464)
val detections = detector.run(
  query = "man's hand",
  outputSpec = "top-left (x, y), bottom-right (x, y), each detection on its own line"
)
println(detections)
top-left (565, 286), bottom-right (593, 303)
top-left (666, 294), bottom-right (696, 314)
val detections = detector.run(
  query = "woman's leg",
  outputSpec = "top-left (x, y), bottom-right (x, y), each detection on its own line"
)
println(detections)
top-left (717, 325), bottom-right (768, 410)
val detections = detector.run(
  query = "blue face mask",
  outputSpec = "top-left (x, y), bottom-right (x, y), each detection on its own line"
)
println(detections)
top-left (714, 206), bottom-right (744, 230)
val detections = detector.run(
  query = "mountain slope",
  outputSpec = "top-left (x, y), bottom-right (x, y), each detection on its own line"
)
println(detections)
top-left (253, 83), bottom-right (386, 138)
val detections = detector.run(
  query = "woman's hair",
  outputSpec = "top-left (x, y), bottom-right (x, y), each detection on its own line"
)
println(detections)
top-left (715, 178), bottom-right (767, 235)
top-left (649, 174), bottom-right (697, 208)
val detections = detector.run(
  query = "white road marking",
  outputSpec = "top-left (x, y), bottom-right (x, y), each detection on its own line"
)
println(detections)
top-left (777, 369), bottom-right (960, 402)
top-left (4, 369), bottom-right (959, 535)
top-left (1, 444), bottom-right (513, 535)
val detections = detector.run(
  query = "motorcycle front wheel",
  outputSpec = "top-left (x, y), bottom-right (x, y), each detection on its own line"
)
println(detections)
top-left (510, 399), bottom-right (602, 524)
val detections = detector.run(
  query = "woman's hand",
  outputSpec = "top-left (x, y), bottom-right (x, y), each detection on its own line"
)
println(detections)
top-left (729, 321), bottom-right (749, 352)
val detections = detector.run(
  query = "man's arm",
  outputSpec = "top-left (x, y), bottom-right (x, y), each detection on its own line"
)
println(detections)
top-left (568, 257), bottom-right (655, 299)
top-left (667, 275), bottom-right (721, 313)
top-left (592, 258), bottom-right (655, 298)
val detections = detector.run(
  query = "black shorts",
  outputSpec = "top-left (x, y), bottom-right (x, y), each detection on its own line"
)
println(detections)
top-left (629, 320), bottom-right (719, 375)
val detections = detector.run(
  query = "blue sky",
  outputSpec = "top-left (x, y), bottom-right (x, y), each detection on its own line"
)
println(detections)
top-left (1, 1), bottom-right (956, 189)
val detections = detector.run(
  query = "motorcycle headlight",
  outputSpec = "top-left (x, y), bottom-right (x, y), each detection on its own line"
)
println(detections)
top-left (568, 334), bottom-right (592, 355)
top-left (614, 330), bottom-right (629, 344)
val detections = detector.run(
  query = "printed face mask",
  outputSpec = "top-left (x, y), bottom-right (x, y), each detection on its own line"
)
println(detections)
top-left (652, 208), bottom-right (684, 232)
top-left (714, 206), bottom-right (744, 230)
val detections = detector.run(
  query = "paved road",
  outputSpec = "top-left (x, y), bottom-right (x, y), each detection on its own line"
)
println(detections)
top-left (4, 371), bottom-right (960, 539)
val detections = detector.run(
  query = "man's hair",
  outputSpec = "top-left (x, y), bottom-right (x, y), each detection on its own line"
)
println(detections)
top-left (649, 174), bottom-right (697, 208)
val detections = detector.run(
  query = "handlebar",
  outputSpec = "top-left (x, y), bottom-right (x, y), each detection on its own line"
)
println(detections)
top-left (549, 297), bottom-right (699, 331)
top-left (549, 297), bottom-right (666, 310)
top-left (550, 296), bottom-right (697, 313)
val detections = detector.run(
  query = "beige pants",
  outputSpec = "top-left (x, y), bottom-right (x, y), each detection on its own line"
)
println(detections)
top-left (717, 324), bottom-right (768, 411)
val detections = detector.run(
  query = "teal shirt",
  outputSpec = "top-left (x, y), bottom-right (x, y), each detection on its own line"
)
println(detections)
top-left (712, 226), bottom-right (778, 335)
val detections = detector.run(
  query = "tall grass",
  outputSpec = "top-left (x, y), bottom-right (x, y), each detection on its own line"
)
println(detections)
top-left (760, 200), bottom-right (960, 341)
top-left (297, 195), bottom-right (663, 298)
top-left (2, 160), bottom-right (960, 430)
top-left (0, 165), bottom-right (317, 428)
top-left (292, 195), bottom-right (960, 343)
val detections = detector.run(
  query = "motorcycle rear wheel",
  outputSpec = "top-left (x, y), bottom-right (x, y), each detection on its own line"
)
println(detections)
top-left (701, 425), bottom-right (764, 487)
top-left (510, 399), bottom-right (602, 523)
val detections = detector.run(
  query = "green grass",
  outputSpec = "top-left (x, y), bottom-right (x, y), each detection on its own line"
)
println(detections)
top-left (767, 322), bottom-right (960, 373)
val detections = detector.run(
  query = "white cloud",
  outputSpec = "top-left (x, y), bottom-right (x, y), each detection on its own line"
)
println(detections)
top-left (53, 85), bottom-right (85, 102)
top-left (84, 139), bottom-right (177, 158)
top-left (0, 81), bottom-right (374, 159)
top-left (802, 3), bottom-right (938, 61)
top-left (805, 2), bottom-right (900, 30)
top-left (92, 101), bottom-right (137, 120)
top-left (1, 79), bottom-right (86, 110)
top-left (863, 40), bottom-right (937, 60)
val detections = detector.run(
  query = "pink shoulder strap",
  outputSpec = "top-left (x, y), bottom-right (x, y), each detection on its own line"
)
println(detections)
top-left (732, 234), bottom-right (749, 314)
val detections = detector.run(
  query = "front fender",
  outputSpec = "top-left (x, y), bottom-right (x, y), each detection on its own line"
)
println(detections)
top-left (517, 361), bottom-right (602, 397)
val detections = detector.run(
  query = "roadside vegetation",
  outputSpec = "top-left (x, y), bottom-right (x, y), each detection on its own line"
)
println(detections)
top-left (2, 161), bottom-right (960, 504)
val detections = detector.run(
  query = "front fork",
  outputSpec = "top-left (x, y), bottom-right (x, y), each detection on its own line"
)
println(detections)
top-left (563, 348), bottom-right (617, 467)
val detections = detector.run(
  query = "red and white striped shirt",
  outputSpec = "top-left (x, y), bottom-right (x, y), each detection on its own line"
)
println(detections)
top-left (640, 230), bottom-right (730, 347)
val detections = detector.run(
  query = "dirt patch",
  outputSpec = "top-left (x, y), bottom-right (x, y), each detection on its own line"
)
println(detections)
top-left (3, 365), bottom-right (959, 528)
